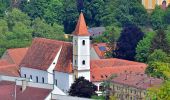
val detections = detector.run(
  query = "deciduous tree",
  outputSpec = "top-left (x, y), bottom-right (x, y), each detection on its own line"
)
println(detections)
top-left (69, 77), bottom-right (97, 98)
top-left (115, 23), bottom-right (144, 60)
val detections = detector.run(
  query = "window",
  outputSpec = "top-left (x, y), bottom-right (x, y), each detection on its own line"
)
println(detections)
top-left (75, 40), bottom-right (77, 45)
top-left (131, 89), bottom-right (133, 93)
top-left (82, 40), bottom-right (85, 45)
top-left (30, 75), bottom-right (32, 79)
top-left (36, 76), bottom-right (38, 82)
top-left (42, 77), bottom-right (44, 83)
top-left (24, 74), bottom-right (26, 78)
top-left (56, 80), bottom-right (57, 86)
top-left (75, 60), bottom-right (76, 65)
top-left (130, 97), bottom-right (132, 100)
top-left (82, 60), bottom-right (85, 65)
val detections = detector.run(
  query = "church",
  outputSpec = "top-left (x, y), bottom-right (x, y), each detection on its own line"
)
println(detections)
top-left (19, 13), bottom-right (147, 94)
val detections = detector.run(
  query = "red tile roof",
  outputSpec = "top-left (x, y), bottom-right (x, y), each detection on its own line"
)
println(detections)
top-left (6, 48), bottom-right (28, 65)
top-left (0, 60), bottom-right (19, 76)
top-left (112, 73), bottom-right (163, 90)
top-left (20, 38), bottom-right (73, 73)
top-left (92, 43), bottom-right (109, 59)
top-left (0, 64), bottom-right (19, 77)
top-left (0, 81), bottom-right (51, 100)
top-left (20, 38), bottom-right (62, 70)
top-left (73, 12), bottom-right (90, 36)
top-left (90, 58), bottom-right (147, 82)
top-left (0, 59), bottom-right (9, 66)
top-left (55, 42), bottom-right (73, 73)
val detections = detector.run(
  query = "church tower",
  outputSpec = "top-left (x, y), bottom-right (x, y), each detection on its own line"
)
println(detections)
top-left (72, 12), bottom-right (90, 81)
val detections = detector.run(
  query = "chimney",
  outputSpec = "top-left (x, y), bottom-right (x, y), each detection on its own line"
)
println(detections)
top-left (125, 73), bottom-right (128, 80)
top-left (22, 80), bottom-right (27, 92)
top-left (149, 77), bottom-right (152, 86)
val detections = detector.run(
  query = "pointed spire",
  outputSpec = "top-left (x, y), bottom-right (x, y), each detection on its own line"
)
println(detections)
top-left (73, 12), bottom-right (90, 36)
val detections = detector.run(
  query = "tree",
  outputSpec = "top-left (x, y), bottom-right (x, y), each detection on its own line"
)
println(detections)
top-left (5, 8), bottom-right (31, 31)
top-left (83, 0), bottom-right (105, 26)
top-left (148, 49), bottom-right (168, 63)
top-left (135, 31), bottom-right (156, 62)
top-left (115, 23), bottom-right (144, 60)
top-left (147, 61), bottom-right (170, 100)
top-left (150, 6), bottom-right (166, 30)
top-left (62, 0), bottom-right (79, 33)
top-left (69, 77), bottom-right (97, 98)
top-left (147, 80), bottom-right (170, 100)
top-left (101, 0), bottom-right (148, 27)
top-left (0, 0), bottom-right (11, 17)
top-left (164, 6), bottom-right (170, 25)
top-left (32, 18), bottom-right (65, 40)
top-left (150, 30), bottom-right (170, 53)
top-left (0, 8), bottom-right (32, 57)
top-left (19, 0), bottom-right (64, 25)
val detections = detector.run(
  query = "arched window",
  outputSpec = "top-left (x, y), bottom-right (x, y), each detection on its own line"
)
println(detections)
top-left (75, 60), bottom-right (77, 65)
top-left (55, 79), bottom-right (57, 86)
top-left (82, 40), bottom-right (85, 45)
top-left (30, 75), bottom-right (32, 79)
top-left (42, 77), bottom-right (44, 83)
top-left (36, 76), bottom-right (38, 82)
top-left (82, 60), bottom-right (85, 65)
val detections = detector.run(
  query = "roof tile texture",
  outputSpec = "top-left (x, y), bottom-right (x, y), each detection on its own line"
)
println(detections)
top-left (90, 58), bottom-right (147, 82)
top-left (0, 81), bottom-right (51, 100)
top-left (112, 73), bottom-right (163, 90)
top-left (73, 13), bottom-right (90, 36)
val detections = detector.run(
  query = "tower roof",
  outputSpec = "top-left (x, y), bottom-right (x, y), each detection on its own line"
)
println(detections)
top-left (73, 12), bottom-right (90, 36)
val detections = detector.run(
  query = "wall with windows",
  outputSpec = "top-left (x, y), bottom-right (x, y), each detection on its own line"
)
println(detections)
top-left (73, 35), bottom-right (91, 81)
top-left (111, 83), bottom-right (147, 100)
top-left (20, 67), bottom-right (49, 84)
top-left (54, 71), bottom-right (73, 93)
top-left (73, 36), bottom-right (90, 70)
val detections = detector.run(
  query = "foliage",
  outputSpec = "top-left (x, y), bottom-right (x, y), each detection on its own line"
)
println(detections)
top-left (32, 18), bottom-right (65, 40)
top-left (83, 0), bottom-right (105, 27)
top-left (115, 23), bottom-right (144, 60)
top-left (92, 26), bottom-right (121, 43)
top-left (0, 0), bottom-right (11, 17)
top-left (150, 6), bottom-right (166, 30)
top-left (18, 0), bottom-right (149, 33)
top-left (62, 0), bottom-right (79, 33)
top-left (0, 8), bottom-right (32, 56)
top-left (146, 61), bottom-right (170, 79)
top-left (91, 95), bottom-right (105, 100)
top-left (148, 49), bottom-right (169, 63)
top-left (92, 26), bottom-right (121, 58)
top-left (147, 61), bottom-right (170, 100)
top-left (0, 8), bottom-right (66, 57)
top-left (135, 31), bottom-right (156, 62)
top-left (147, 80), bottom-right (170, 100)
top-left (164, 6), bottom-right (170, 25)
top-left (102, 0), bottom-right (149, 27)
top-left (150, 30), bottom-right (170, 53)
top-left (69, 77), bottom-right (97, 98)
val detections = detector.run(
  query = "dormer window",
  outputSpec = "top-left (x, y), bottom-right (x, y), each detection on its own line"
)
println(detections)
top-left (82, 40), bottom-right (85, 45)
top-left (82, 60), bottom-right (85, 65)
